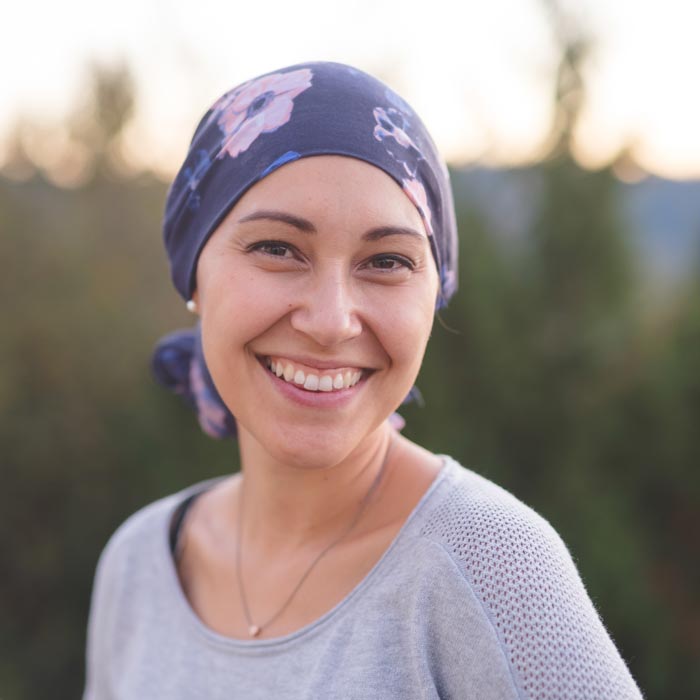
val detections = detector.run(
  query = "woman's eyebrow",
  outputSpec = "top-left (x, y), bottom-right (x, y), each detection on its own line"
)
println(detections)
top-left (237, 210), bottom-right (424, 241)
top-left (237, 210), bottom-right (317, 232)
top-left (362, 226), bottom-right (425, 241)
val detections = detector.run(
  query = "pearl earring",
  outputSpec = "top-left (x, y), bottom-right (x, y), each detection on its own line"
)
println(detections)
top-left (186, 299), bottom-right (198, 313)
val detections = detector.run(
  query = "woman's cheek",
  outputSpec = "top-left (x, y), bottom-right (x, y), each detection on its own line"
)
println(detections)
top-left (214, 270), bottom-right (292, 323)
top-left (370, 293), bottom-right (435, 366)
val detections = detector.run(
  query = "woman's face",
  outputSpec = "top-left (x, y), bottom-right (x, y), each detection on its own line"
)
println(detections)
top-left (194, 155), bottom-right (439, 467)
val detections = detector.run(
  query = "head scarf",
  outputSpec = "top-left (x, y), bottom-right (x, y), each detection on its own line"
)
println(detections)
top-left (152, 61), bottom-right (458, 439)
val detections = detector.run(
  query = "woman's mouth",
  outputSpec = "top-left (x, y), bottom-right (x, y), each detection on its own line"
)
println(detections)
top-left (262, 355), bottom-right (365, 393)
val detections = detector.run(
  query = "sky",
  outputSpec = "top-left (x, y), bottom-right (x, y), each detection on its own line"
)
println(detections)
top-left (3, 0), bottom-right (700, 180)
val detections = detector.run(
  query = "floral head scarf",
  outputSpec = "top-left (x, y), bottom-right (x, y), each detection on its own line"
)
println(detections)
top-left (153, 61), bottom-right (458, 439)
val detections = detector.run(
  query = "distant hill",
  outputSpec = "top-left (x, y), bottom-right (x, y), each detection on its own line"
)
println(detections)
top-left (618, 176), bottom-right (700, 282)
top-left (451, 166), bottom-right (700, 286)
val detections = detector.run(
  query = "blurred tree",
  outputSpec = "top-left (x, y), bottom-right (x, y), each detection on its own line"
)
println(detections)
top-left (540, 0), bottom-right (589, 158)
top-left (0, 122), bottom-right (37, 182)
top-left (1, 37), bottom-right (698, 700)
top-left (69, 60), bottom-right (135, 175)
top-left (405, 3), bottom-right (698, 697)
top-left (0, 64), bottom-right (235, 700)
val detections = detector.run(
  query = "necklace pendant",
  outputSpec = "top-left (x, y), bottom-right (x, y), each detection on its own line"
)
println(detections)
top-left (248, 624), bottom-right (261, 637)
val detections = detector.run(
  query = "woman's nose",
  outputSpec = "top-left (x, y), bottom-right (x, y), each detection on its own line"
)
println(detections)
top-left (289, 267), bottom-right (363, 347)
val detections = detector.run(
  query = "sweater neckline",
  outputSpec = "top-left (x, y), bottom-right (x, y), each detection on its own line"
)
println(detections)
top-left (159, 456), bottom-right (456, 652)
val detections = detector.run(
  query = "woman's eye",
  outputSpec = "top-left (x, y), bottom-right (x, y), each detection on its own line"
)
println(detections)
top-left (250, 240), bottom-right (295, 258)
top-left (367, 255), bottom-right (414, 271)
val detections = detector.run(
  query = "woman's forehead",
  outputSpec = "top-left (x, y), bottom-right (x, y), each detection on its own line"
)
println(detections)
top-left (229, 155), bottom-right (427, 234)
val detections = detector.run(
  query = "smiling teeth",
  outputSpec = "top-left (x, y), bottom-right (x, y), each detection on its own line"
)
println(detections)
top-left (267, 358), bottom-right (363, 392)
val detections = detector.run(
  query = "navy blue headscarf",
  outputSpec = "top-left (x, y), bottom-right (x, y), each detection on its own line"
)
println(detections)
top-left (153, 61), bottom-right (458, 439)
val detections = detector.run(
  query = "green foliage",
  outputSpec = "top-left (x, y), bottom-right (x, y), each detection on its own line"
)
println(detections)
top-left (402, 157), bottom-right (699, 699)
top-left (2, 61), bottom-right (698, 700)
top-left (0, 172), bottom-right (239, 699)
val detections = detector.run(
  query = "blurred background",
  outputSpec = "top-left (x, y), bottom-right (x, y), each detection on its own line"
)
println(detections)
top-left (2, 0), bottom-right (698, 698)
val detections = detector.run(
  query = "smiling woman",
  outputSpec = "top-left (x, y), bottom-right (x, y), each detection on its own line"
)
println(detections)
top-left (193, 156), bottom-right (438, 469)
top-left (82, 62), bottom-right (643, 700)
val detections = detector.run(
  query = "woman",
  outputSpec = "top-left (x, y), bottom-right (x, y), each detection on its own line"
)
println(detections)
top-left (83, 62), bottom-right (643, 699)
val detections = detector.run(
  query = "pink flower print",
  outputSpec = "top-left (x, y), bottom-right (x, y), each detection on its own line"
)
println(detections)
top-left (373, 106), bottom-right (424, 178)
top-left (189, 357), bottom-right (229, 439)
top-left (402, 177), bottom-right (434, 236)
top-left (211, 68), bottom-right (313, 159)
top-left (373, 107), bottom-right (416, 149)
top-left (389, 412), bottom-right (406, 431)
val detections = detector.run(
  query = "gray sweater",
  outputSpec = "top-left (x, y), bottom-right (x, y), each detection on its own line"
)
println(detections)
top-left (83, 458), bottom-right (643, 699)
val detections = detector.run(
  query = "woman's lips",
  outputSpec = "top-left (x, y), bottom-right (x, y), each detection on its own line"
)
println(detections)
top-left (256, 354), bottom-right (372, 407)
top-left (264, 355), bottom-right (363, 392)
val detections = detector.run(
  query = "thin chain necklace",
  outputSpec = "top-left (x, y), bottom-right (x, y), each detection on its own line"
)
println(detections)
top-left (235, 434), bottom-right (395, 638)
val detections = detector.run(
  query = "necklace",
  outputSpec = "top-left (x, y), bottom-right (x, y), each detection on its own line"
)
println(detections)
top-left (235, 434), bottom-right (395, 638)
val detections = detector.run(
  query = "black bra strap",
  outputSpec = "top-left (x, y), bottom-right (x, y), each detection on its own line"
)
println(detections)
top-left (169, 492), bottom-right (201, 557)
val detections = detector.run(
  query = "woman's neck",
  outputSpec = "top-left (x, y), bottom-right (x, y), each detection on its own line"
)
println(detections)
top-left (233, 424), bottom-right (395, 555)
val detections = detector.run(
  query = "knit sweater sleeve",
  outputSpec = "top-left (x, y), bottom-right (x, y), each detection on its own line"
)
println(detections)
top-left (419, 464), bottom-right (644, 700)
top-left (83, 527), bottom-right (122, 700)
top-left (82, 497), bottom-right (174, 700)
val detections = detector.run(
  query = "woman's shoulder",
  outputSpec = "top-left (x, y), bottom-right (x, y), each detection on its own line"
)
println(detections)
top-left (419, 458), bottom-right (585, 610)
top-left (415, 457), bottom-right (643, 699)
top-left (420, 457), bottom-right (566, 552)
top-left (95, 476), bottom-right (227, 579)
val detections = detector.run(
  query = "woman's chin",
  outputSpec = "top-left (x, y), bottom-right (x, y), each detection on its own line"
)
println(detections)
top-left (243, 417), bottom-right (389, 471)
top-left (278, 427), bottom-right (367, 471)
